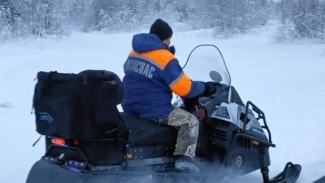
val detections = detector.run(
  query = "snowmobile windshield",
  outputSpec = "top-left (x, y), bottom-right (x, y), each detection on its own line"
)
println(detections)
top-left (181, 45), bottom-right (231, 86)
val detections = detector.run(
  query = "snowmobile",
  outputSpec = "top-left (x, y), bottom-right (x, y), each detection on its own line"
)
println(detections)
top-left (26, 44), bottom-right (301, 183)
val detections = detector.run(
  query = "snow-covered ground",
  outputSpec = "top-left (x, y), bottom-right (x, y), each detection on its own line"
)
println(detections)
top-left (0, 22), bottom-right (324, 182)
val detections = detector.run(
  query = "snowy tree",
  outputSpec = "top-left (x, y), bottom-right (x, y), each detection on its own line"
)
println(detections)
top-left (277, 0), bottom-right (325, 40)
top-left (185, 0), bottom-right (271, 36)
top-left (0, 0), bottom-right (20, 40)
top-left (62, 0), bottom-right (89, 31)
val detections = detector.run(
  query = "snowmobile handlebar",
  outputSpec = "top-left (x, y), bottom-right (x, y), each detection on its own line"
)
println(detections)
top-left (244, 101), bottom-right (273, 144)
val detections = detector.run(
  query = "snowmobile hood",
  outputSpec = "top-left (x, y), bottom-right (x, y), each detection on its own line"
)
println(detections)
top-left (132, 33), bottom-right (167, 53)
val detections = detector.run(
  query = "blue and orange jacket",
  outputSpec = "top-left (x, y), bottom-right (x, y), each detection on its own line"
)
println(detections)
top-left (121, 33), bottom-right (205, 120)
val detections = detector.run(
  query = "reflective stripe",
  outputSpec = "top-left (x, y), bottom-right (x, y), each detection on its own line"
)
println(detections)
top-left (129, 54), bottom-right (163, 70)
top-left (169, 72), bottom-right (184, 87)
top-left (170, 73), bottom-right (192, 97)
top-left (143, 50), bottom-right (174, 69)
top-left (130, 49), bottom-right (175, 69)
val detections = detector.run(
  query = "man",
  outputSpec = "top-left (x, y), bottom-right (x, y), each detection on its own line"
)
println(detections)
top-left (122, 19), bottom-right (216, 173)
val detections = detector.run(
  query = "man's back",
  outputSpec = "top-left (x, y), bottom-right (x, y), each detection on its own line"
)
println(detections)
top-left (122, 33), bottom-right (204, 120)
top-left (122, 33), bottom-right (178, 119)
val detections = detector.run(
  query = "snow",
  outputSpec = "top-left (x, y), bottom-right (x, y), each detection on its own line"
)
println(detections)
top-left (0, 22), bottom-right (325, 182)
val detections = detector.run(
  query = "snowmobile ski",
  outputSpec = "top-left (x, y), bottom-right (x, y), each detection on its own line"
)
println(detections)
top-left (267, 162), bottom-right (301, 183)
top-left (313, 176), bottom-right (325, 183)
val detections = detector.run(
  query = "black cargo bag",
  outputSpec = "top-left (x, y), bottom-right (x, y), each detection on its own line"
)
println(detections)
top-left (33, 70), bottom-right (124, 140)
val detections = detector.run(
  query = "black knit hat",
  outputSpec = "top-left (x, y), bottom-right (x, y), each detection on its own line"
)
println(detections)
top-left (150, 19), bottom-right (173, 41)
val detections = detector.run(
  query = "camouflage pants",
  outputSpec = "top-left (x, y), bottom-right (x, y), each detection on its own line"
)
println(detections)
top-left (166, 107), bottom-right (199, 158)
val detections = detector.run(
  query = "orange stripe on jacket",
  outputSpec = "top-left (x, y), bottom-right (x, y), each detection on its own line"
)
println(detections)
top-left (129, 50), bottom-right (137, 55)
top-left (129, 49), bottom-right (175, 69)
top-left (170, 73), bottom-right (192, 97)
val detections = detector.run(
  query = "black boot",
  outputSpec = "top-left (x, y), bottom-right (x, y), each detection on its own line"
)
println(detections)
top-left (175, 155), bottom-right (200, 173)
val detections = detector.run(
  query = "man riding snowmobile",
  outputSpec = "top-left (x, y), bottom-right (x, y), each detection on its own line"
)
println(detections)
top-left (122, 18), bottom-right (216, 173)
top-left (26, 23), bottom-right (302, 182)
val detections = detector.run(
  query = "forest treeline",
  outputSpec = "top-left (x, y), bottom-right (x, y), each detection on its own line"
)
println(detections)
top-left (0, 0), bottom-right (324, 41)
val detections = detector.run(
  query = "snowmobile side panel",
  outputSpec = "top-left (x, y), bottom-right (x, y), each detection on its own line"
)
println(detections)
top-left (26, 159), bottom-right (83, 183)
top-left (26, 159), bottom-right (128, 183)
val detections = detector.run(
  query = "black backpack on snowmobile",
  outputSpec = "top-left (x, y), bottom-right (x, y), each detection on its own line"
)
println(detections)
top-left (26, 45), bottom-right (301, 183)
top-left (33, 70), bottom-right (128, 166)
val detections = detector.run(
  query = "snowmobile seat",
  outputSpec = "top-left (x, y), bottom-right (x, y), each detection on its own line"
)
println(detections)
top-left (120, 112), bottom-right (177, 147)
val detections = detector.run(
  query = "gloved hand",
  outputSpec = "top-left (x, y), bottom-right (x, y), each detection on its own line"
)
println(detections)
top-left (182, 97), bottom-right (198, 109)
top-left (203, 82), bottom-right (217, 97)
